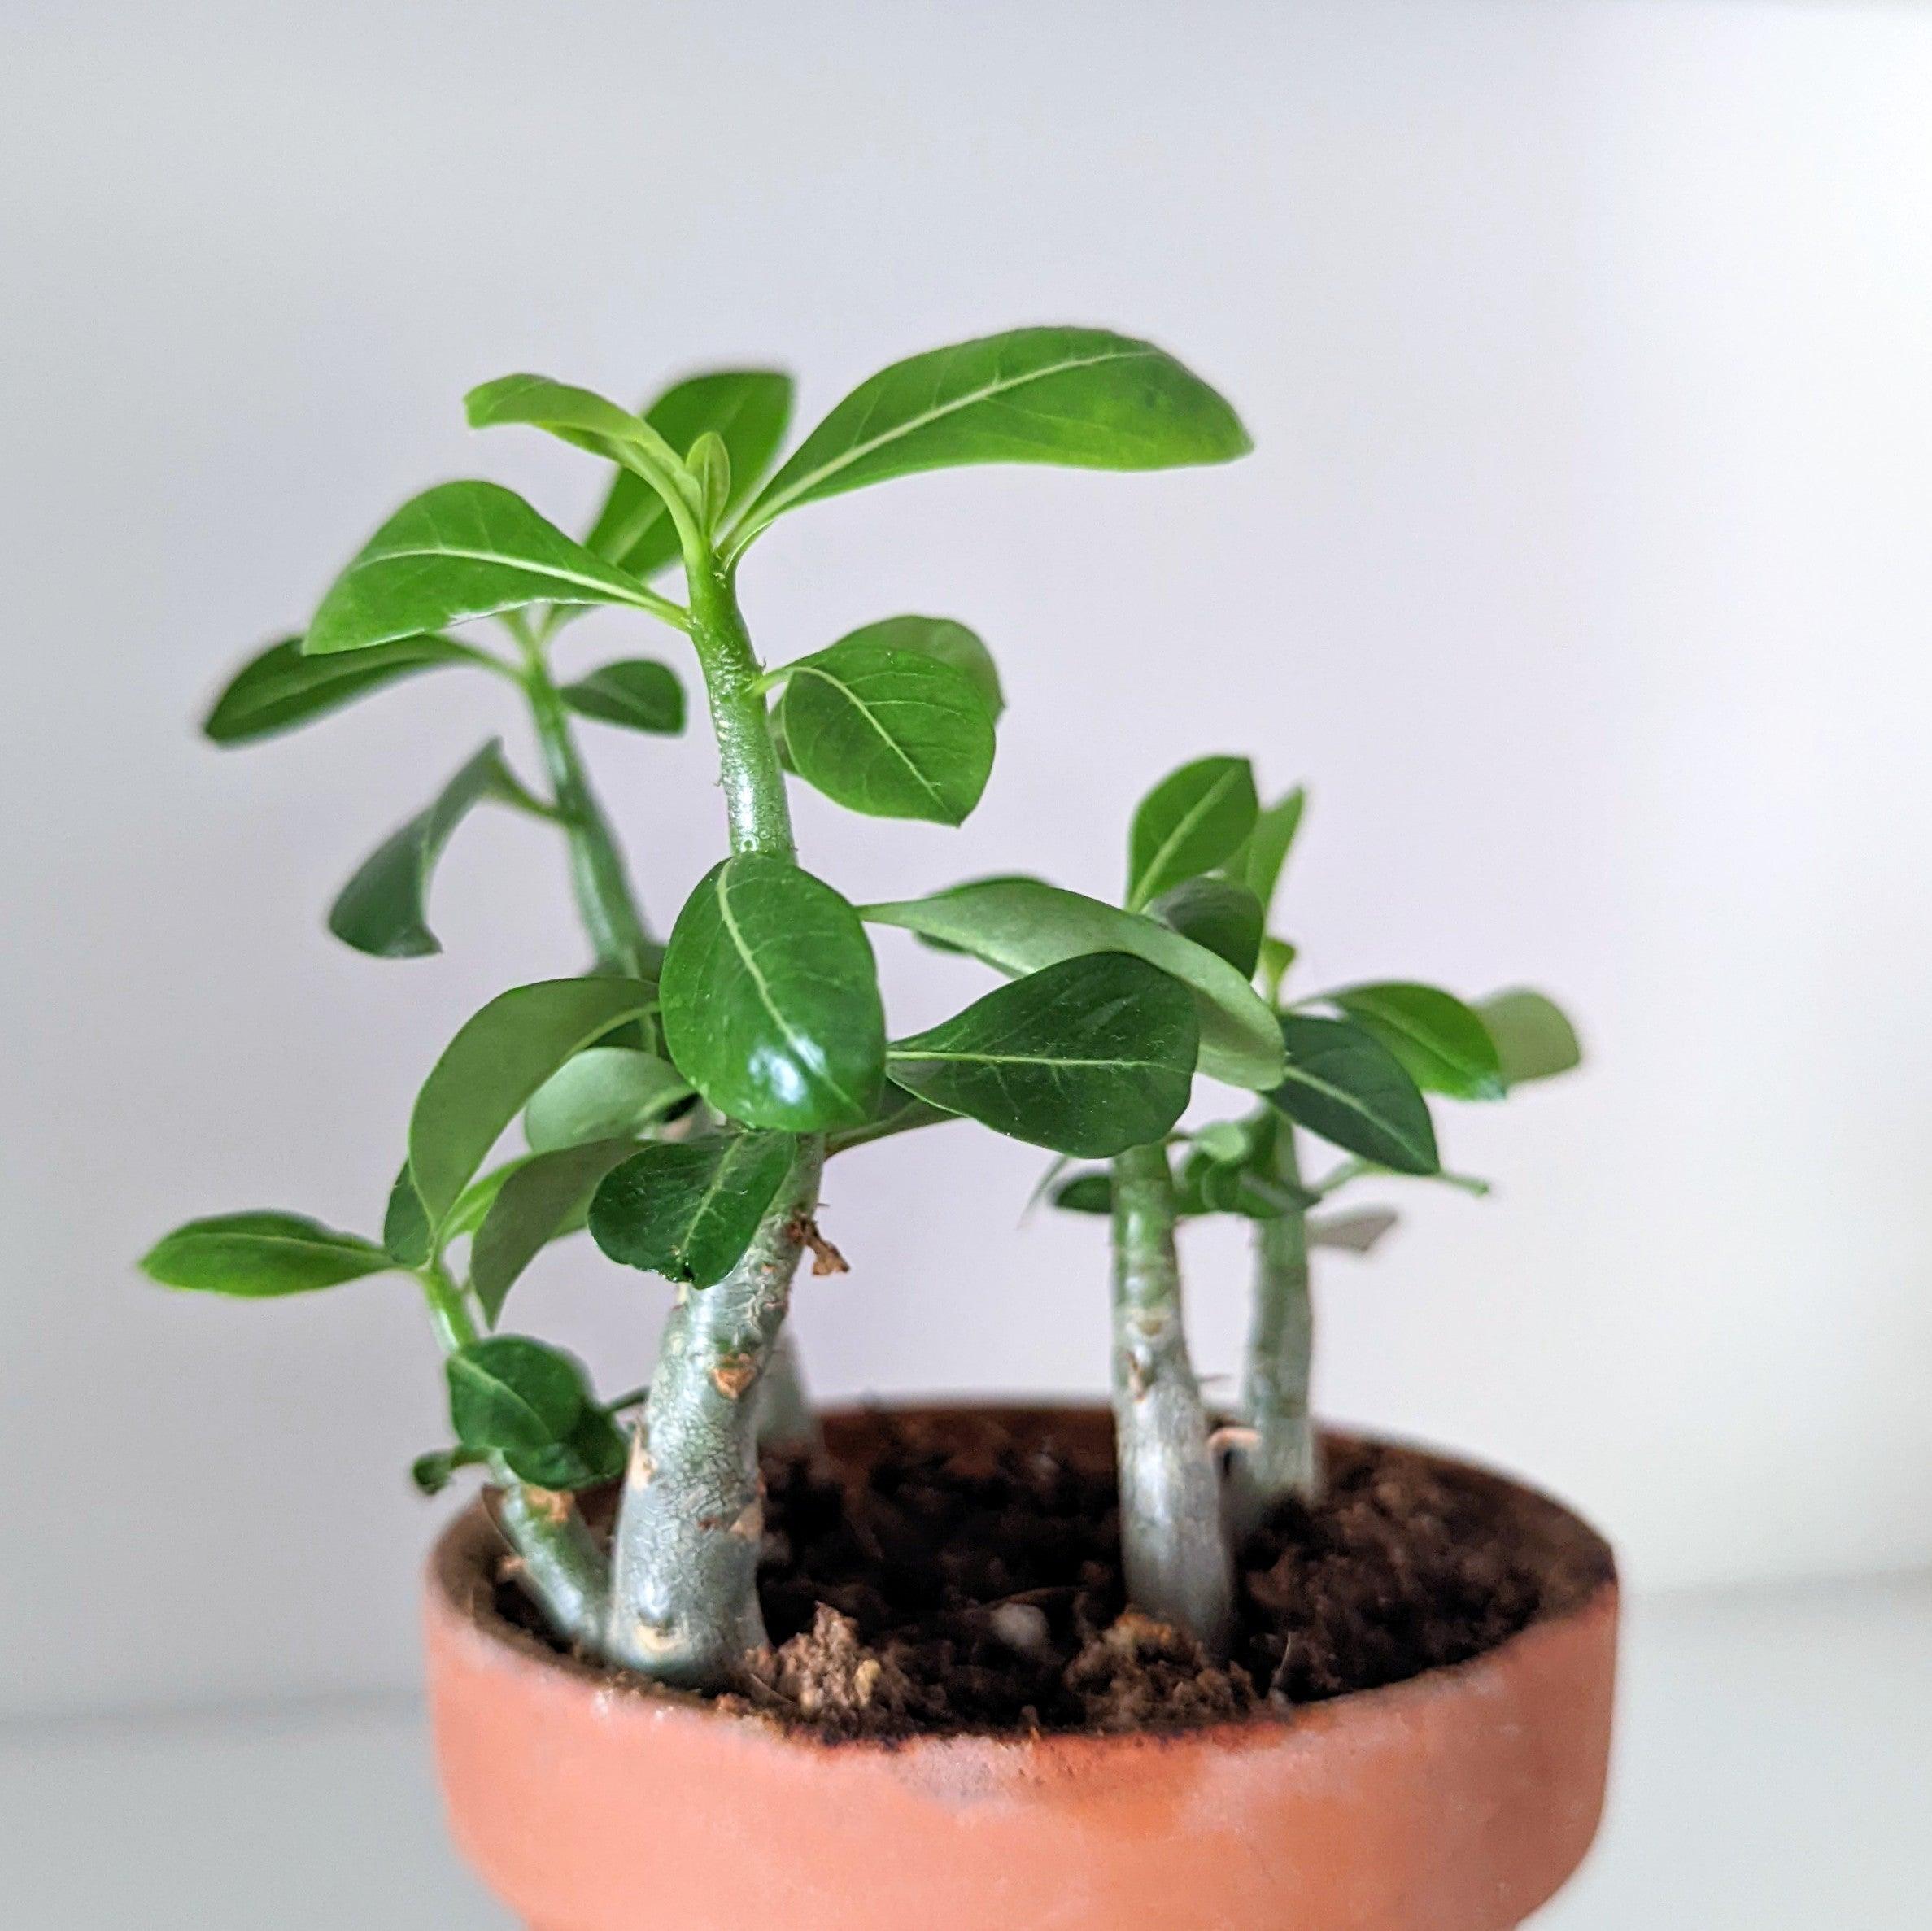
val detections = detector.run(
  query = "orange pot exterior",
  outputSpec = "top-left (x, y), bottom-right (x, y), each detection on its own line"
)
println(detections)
top-left (425, 1408), bottom-right (1616, 1931)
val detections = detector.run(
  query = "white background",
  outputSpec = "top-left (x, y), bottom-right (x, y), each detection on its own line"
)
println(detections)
top-left (3, 0), bottom-right (1929, 1720)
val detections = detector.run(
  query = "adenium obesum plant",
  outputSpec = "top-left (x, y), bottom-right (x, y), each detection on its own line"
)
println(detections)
top-left (1039, 780), bottom-right (1581, 1637)
top-left (144, 326), bottom-right (1307, 1689)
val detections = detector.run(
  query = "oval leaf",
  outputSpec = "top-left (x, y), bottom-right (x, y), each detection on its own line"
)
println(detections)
top-left (409, 978), bottom-right (660, 1223)
top-left (446, 1334), bottom-right (591, 1457)
top-left (1148, 875), bottom-right (1263, 979)
top-left (1127, 755), bottom-right (1258, 910)
top-left (464, 375), bottom-right (697, 511)
top-left (586, 369), bottom-right (795, 578)
top-left (329, 740), bottom-right (530, 960)
top-left (862, 878), bottom-right (1283, 1090)
top-left (732, 326), bottom-right (1250, 547)
top-left (887, 952), bottom-right (1196, 1157)
top-left (778, 638), bottom-right (996, 826)
top-left (523, 1047), bottom-right (693, 1153)
top-left (590, 1131), bottom-right (797, 1288)
top-left (1476, 989), bottom-right (1583, 1087)
top-left (382, 1163), bottom-right (433, 1266)
top-left (834, 615), bottom-right (1004, 719)
top-left (470, 1139), bottom-right (639, 1324)
top-left (1328, 983), bottom-right (1505, 1102)
top-left (559, 659), bottom-right (686, 734)
top-left (204, 634), bottom-right (473, 744)
top-left (1268, 1014), bottom-right (1440, 1175)
top-left (141, 1213), bottom-right (393, 1297)
top-left (305, 481), bottom-right (659, 656)
top-left (661, 857), bottom-right (884, 1131)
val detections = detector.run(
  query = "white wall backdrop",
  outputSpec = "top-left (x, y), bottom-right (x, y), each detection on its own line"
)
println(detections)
top-left (3, 0), bottom-right (1929, 1719)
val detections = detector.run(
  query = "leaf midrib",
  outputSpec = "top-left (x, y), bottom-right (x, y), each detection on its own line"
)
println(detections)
top-left (789, 661), bottom-right (950, 813)
top-left (1276, 1061), bottom-right (1431, 1164)
top-left (739, 343), bottom-right (1158, 535)
top-left (355, 538), bottom-right (651, 609)
top-left (1132, 763), bottom-right (1242, 908)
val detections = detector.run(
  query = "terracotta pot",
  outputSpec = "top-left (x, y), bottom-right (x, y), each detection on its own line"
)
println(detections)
top-left (425, 1404), bottom-right (1616, 1931)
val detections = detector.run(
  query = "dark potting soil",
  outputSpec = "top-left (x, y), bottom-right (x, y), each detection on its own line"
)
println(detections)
top-left (495, 1415), bottom-right (1611, 1744)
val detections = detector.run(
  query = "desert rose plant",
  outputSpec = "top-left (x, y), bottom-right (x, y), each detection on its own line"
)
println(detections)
top-left (144, 326), bottom-right (1296, 1689)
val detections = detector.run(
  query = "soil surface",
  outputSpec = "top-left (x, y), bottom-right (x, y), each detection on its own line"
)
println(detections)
top-left (495, 1412), bottom-right (1612, 1743)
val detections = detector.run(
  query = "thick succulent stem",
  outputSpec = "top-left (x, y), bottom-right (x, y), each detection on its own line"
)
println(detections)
top-left (1108, 1140), bottom-right (1235, 1656)
top-left (604, 1144), bottom-right (821, 1683)
top-left (418, 1269), bottom-right (610, 1645)
top-left (606, 556), bottom-right (822, 1689)
top-left (1225, 1121), bottom-right (1319, 1541)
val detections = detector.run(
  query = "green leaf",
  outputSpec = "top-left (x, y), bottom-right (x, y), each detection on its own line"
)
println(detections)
top-left (1308, 1207), bottom-right (1400, 1254)
top-left (661, 857), bottom-right (884, 1131)
top-left (687, 429), bottom-right (731, 530)
top-left (1258, 935), bottom-right (1298, 999)
top-left (1476, 989), bottom-right (1583, 1087)
top-left (1327, 983), bottom-right (1506, 1102)
top-left (862, 878), bottom-right (1283, 1090)
top-left (329, 740), bottom-right (533, 960)
top-left (382, 1163), bottom-right (433, 1266)
top-left (1268, 1014), bottom-right (1439, 1175)
top-left (732, 326), bottom-right (1250, 547)
top-left (1050, 1171), bottom-right (1114, 1214)
top-left (559, 660), bottom-right (686, 734)
top-left (1127, 756), bottom-right (1258, 910)
top-left (778, 637), bottom-right (996, 826)
top-left (410, 1447), bottom-right (476, 1496)
top-left (887, 953), bottom-right (1197, 1157)
top-left (586, 369), bottom-right (794, 578)
top-left (589, 1131), bottom-right (797, 1288)
top-left (523, 1048), bottom-right (693, 1153)
top-left (141, 1213), bottom-right (393, 1297)
top-left (504, 1405), bottom-right (628, 1490)
top-left (409, 978), bottom-right (660, 1223)
top-left (832, 616), bottom-right (1004, 719)
top-left (441, 1157), bottom-right (537, 1244)
top-left (464, 375), bottom-right (697, 512)
top-left (1226, 787), bottom-right (1306, 918)
top-left (305, 481), bottom-right (660, 656)
top-left (1148, 876), bottom-right (1263, 979)
top-left (470, 1139), bottom-right (638, 1324)
top-left (446, 1334), bottom-right (593, 1460)
top-left (203, 634), bottom-right (473, 744)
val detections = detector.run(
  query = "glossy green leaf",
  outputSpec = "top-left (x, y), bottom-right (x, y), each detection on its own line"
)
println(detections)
top-left (1476, 989), bottom-right (1583, 1087)
top-left (862, 878), bottom-right (1283, 1090)
top-left (1226, 787), bottom-right (1306, 917)
top-left (441, 1157), bottom-right (539, 1244)
top-left (329, 740), bottom-right (533, 960)
top-left (141, 1213), bottom-right (394, 1297)
top-left (833, 616), bottom-right (1004, 719)
top-left (732, 326), bottom-right (1249, 547)
top-left (464, 374), bottom-right (697, 512)
top-left (305, 481), bottom-right (660, 656)
top-left (470, 1139), bottom-right (638, 1323)
top-left (661, 857), bottom-right (884, 1131)
top-left (1268, 1014), bottom-right (1439, 1175)
top-left (203, 634), bottom-right (474, 744)
top-left (409, 978), bottom-right (660, 1223)
top-left (523, 1048), bottom-right (693, 1153)
top-left (687, 429), bottom-right (731, 530)
top-left (589, 1131), bottom-right (797, 1288)
top-left (1328, 983), bottom-right (1506, 1102)
top-left (778, 637), bottom-right (996, 826)
top-left (887, 953), bottom-right (1197, 1157)
top-left (505, 1405), bottom-right (628, 1490)
top-left (446, 1333), bottom-right (593, 1462)
top-left (382, 1163), bottom-right (433, 1266)
top-left (1148, 876), bottom-right (1263, 979)
top-left (585, 370), bottom-right (794, 577)
top-left (559, 660), bottom-right (686, 734)
top-left (1127, 755), bottom-right (1258, 910)
top-left (1308, 1207), bottom-right (1400, 1254)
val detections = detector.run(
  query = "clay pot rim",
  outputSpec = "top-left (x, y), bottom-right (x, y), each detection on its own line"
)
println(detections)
top-left (428, 1399), bottom-right (1617, 1762)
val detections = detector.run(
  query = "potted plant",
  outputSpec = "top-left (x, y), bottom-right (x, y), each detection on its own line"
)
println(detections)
top-left (144, 328), bottom-right (1615, 1931)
